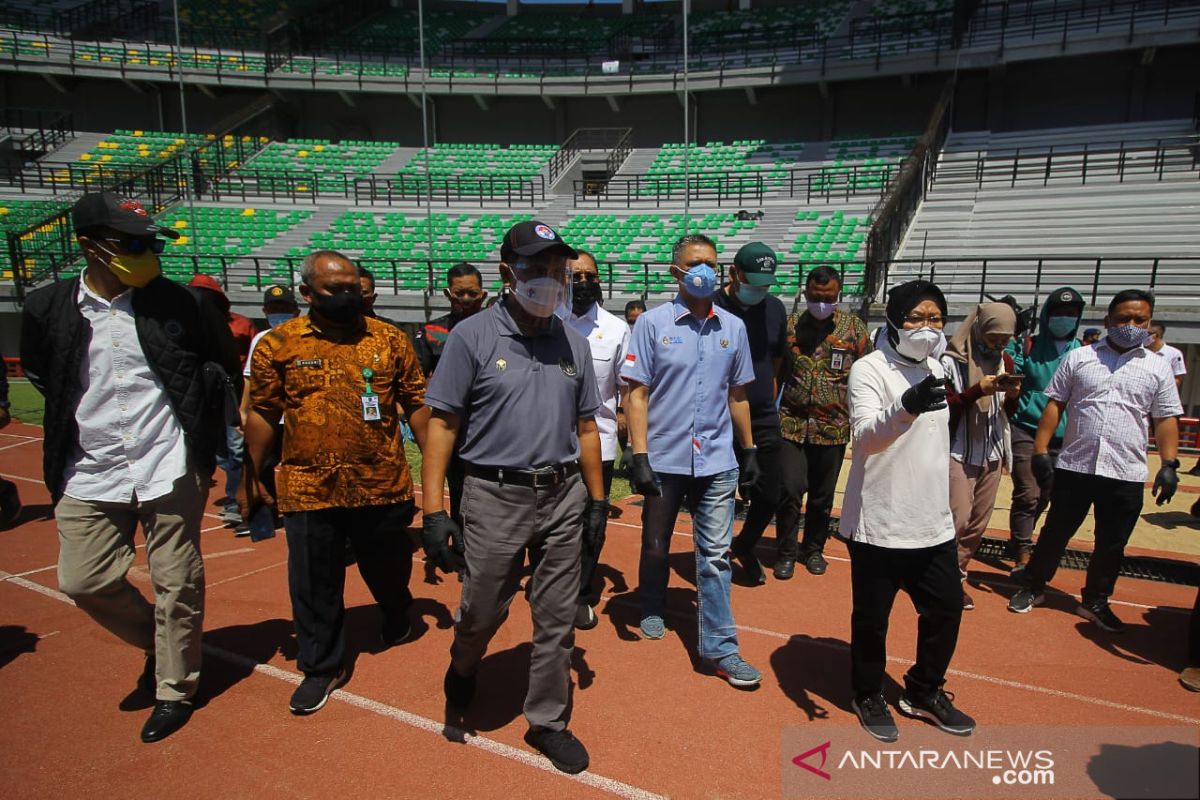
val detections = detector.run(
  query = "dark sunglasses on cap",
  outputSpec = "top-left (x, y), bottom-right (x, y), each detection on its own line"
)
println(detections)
top-left (102, 236), bottom-right (166, 255)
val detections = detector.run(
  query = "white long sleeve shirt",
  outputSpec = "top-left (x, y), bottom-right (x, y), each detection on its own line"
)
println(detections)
top-left (568, 303), bottom-right (631, 461)
top-left (838, 342), bottom-right (955, 549)
top-left (64, 275), bottom-right (188, 503)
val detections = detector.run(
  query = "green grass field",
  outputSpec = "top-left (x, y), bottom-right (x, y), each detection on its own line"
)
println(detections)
top-left (4, 386), bottom-right (631, 501)
top-left (7, 380), bottom-right (43, 426)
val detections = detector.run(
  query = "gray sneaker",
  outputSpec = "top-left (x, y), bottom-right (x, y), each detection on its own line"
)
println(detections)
top-left (639, 615), bottom-right (665, 640)
top-left (1007, 586), bottom-right (1045, 614)
top-left (712, 654), bottom-right (762, 688)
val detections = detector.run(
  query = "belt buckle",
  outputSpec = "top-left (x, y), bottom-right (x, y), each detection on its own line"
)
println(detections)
top-left (530, 465), bottom-right (560, 488)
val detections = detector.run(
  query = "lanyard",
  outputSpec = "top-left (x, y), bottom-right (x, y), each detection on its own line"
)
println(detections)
top-left (362, 367), bottom-right (376, 396)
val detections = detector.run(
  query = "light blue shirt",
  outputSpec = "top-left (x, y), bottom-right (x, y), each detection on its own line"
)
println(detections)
top-left (621, 295), bottom-right (755, 477)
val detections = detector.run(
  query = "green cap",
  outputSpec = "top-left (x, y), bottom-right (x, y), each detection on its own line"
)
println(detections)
top-left (733, 241), bottom-right (778, 286)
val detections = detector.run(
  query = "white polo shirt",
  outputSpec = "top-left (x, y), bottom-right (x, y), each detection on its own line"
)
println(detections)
top-left (64, 274), bottom-right (188, 503)
top-left (1152, 342), bottom-right (1187, 378)
top-left (568, 302), bottom-right (631, 462)
top-left (1046, 339), bottom-right (1183, 483)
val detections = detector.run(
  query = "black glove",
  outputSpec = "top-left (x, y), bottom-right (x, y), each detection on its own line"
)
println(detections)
top-left (631, 453), bottom-right (661, 497)
top-left (1031, 453), bottom-right (1056, 498)
top-left (1152, 460), bottom-right (1179, 506)
top-left (900, 374), bottom-right (949, 415)
top-left (421, 511), bottom-right (466, 574)
top-left (583, 498), bottom-right (609, 552)
top-left (738, 447), bottom-right (761, 496)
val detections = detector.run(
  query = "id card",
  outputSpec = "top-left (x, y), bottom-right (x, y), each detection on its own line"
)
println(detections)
top-left (361, 394), bottom-right (381, 421)
top-left (830, 348), bottom-right (848, 371)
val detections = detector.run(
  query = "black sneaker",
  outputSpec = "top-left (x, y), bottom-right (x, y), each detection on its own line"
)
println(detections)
top-left (1076, 601), bottom-right (1125, 633)
top-left (444, 664), bottom-right (476, 712)
top-left (524, 728), bottom-right (590, 774)
top-left (573, 602), bottom-right (598, 630)
top-left (803, 551), bottom-right (828, 576)
top-left (898, 689), bottom-right (976, 736)
top-left (381, 614), bottom-right (412, 648)
top-left (732, 544), bottom-right (766, 586)
top-left (1007, 586), bottom-right (1044, 614)
top-left (289, 669), bottom-right (347, 715)
top-left (851, 694), bottom-right (899, 742)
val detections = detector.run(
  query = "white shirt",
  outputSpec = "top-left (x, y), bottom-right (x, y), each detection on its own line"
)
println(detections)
top-left (839, 343), bottom-right (956, 549)
top-left (64, 274), bottom-right (188, 503)
top-left (243, 329), bottom-right (271, 378)
top-left (1046, 339), bottom-right (1183, 483)
top-left (568, 303), bottom-right (631, 461)
top-left (1152, 343), bottom-right (1187, 377)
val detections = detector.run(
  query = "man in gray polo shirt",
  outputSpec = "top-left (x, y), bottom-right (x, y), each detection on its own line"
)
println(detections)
top-left (421, 221), bottom-right (607, 775)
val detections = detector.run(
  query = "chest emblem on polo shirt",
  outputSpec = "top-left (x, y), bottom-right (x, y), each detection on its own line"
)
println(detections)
top-left (164, 320), bottom-right (184, 339)
top-left (495, 358), bottom-right (507, 371)
top-left (560, 358), bottom-right (578, 377)
top-left (720, 339), bottom-right (729, 349)
top-left (662, 335), bottom-right (683, 346)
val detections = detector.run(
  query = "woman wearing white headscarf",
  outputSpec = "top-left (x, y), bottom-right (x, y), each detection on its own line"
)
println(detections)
top-left (941, 303), bottom-right (1019, 611)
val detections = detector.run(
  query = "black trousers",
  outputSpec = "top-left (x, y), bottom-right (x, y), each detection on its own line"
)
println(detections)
top-left (733, 421), bottom-right (783, 556)
top-left (577, 461), bottom-right (613, 604)
top-left (1023, 469), bottom-right (1143, 605)
top-left (284, 501), bottom-right (415, 677)
top-left (849, 538), bottom-right (963, 699)
top-left (776, 440), bottom-right (847, 560)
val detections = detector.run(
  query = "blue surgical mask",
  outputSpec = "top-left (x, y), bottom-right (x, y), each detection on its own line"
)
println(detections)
top-left (676, 263), bottom-right (716, 299)
top-left (1046, 315), bottom-right (1077, 339)
top-left (807, 301), bottom-right (836, 320)
top-left (736, 283), bottom-right (769, 306)
top-left (1106, 324), bottom-right (1149, 350)
top-left (267, 312), bottom-right (294, 328)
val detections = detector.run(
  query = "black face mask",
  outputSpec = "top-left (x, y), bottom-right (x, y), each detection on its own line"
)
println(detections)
top-left (312, 290), bottom-right (364, 324)
top-left (572, 280), bottom-right (602, 315)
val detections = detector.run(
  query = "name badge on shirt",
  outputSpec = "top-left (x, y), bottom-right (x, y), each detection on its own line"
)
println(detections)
top-left (361, 367), bottom-right (381, 422)
top-left (830, 348), bottom-right (848, 371)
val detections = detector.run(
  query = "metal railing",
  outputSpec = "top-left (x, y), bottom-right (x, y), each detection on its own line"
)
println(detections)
top-left (574, 161), bottom-right (898, 207)
top-left (548, 127), bottom-right (633, 186)
top-left (206, 170), bottom-right (545, 206)
top-left (964, 0), bottom-right (1200, 51)
top-left (933, 135), bottom-right (1200, 190)
top-left (873, 256), bottom-right (1200, 306)
top-left (865, 78), bottom-right (955, 306)
top-left (0, 107), bottom-right (74, 154)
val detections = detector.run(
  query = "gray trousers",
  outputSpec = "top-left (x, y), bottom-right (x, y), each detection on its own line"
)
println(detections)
top-left (55, 469), bottom-right (207, 701)
top-left (451, 471), bottom-right (585, 732)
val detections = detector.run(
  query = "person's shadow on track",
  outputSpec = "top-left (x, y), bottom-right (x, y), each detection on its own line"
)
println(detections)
top-left (770, 633), bottom-right (902, 721)
top-left (0, 625), bottom-right (38, 671)
top-left (1074, 599), bottom-right (1197, 671)
top-left (175, 617), bottom-right (299, 711)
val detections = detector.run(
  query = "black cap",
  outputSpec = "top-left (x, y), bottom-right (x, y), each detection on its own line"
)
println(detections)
top-left (1043, 286), bottom-right (1085, 314)
top-left (500, 220), bottom-right (577, 263)
top-left (71, 192), bottom-right (180, 239)
top-left (263, 284), bottom-right (297, 306)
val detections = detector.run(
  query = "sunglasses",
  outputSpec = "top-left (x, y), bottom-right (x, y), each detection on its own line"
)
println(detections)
top-left (102, 236), bottom-right (165, 255)
top-left (571, 272), bottom-right (600, 284)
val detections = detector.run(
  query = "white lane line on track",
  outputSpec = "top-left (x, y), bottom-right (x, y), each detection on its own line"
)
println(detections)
top-left (206, 560), bottom-right (289, 589)
top-left (0, 439), bottom-right (42, 452)
top-left (0, 568), bottom-right (665, 800)
top-left (599, 594), bottom-right (1200, 726)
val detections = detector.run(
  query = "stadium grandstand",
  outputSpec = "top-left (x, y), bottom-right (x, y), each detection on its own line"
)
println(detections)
top-left (2, 0), bottom-right (1198, 417)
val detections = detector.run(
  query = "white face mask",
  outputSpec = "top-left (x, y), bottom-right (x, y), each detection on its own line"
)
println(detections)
top-left (895, 327), bottom-right (946, 361)
top-left (510, 274), bottom-right (570, 320)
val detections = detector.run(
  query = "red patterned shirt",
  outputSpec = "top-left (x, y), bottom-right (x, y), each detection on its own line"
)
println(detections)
top-left (780, 309), bottom-right (872, 445)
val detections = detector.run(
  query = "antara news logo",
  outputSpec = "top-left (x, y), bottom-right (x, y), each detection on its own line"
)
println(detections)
top-left (792, 741), bottom-right (1056, 787)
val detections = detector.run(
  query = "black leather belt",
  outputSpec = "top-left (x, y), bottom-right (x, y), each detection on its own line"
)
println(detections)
top-left (465, 462), bottom-right (579, 488)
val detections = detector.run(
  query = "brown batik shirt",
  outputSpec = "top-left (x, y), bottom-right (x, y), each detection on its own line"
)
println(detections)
top-left (249, 314), bottom-right (426, 513)
top-left (779, 309), bottom-right (872, 446)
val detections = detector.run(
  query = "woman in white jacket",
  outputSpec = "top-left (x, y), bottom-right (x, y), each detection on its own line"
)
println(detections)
top-left (839, 280), bottom-right (975, 743)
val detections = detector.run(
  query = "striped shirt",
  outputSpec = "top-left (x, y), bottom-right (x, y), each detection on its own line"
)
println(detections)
top-left (1045, 338), bottom-right (1182, 483)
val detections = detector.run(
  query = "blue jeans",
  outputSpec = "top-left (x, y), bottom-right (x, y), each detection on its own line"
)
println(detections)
top-left (638, 468), bottom-right (740, 662)
top-left (216, 425), bottom-right (244, 506)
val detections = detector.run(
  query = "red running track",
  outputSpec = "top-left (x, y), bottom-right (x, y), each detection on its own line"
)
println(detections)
top-left (0, 421), bottom-right (1197, 799)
